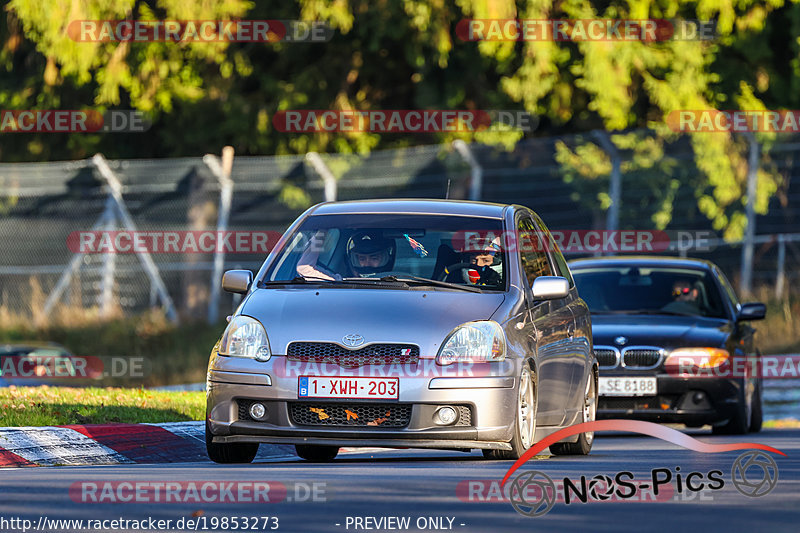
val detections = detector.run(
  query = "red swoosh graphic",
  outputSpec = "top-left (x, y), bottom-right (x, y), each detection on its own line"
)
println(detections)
top-left (501, 419), bottom-right (785, 487)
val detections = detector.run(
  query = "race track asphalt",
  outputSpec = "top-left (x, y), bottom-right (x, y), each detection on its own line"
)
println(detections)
top-left (0, 428), bottom-right (797, 533)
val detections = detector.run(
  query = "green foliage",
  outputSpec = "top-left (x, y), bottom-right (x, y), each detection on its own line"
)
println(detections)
top-left (1, 0), bottom-right (798, 235)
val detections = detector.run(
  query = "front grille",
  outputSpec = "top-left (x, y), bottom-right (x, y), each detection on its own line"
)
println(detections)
top-left (290, 402), bottom-right (412, 427)
top-left (286, 342), bottom-right (419, 368)
top-left (622, 348), bottom-right (663, 368)
top-left (594, 348), bottom-right (618, 368)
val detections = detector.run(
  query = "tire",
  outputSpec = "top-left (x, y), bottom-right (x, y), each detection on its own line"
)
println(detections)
top-left (205, 422), bottom-right (259, 464)
top-left (295, 445), bottom-right (339, 462)
top-left (749, 380), bottom-right (763, 433)
top-left (712, 381), bottom-right (753, 435)
top-left (550, 370), bottom-right (597, 456)
top-left (483, 364), bottom-right (537, 460)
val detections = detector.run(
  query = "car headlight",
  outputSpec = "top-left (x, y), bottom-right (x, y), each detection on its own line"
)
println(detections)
top-left (664, 347), bottom-right (729, 371)
top-left (219, 315), bottom-right (271, 361)
top-left (436, 321), bottom-right (506, 366)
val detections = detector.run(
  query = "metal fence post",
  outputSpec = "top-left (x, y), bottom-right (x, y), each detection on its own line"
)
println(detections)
top-left (205, 147), bottom-right (235, 324)
top-left (99, 195), bottom-right (116, 317)
top-left (43, 210), bottom-right (105, 319)
top-left (776, 234), bottom-right (786, 299)
top-left (305, 152), bottom-right (337, 202)
top-left (740, 133), bottom-right (759, 297)
top-left (92, 153), bottom-right (179, 323)
top-left (592, 131), bottom-right (622, 237)
top-left (453, 140), bottom-right (483, 201)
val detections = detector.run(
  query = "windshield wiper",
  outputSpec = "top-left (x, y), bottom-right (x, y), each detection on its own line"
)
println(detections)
top-left (258, 276), bottom-right (336, 287)
top-left (378, 275), bottom-right (482, 293)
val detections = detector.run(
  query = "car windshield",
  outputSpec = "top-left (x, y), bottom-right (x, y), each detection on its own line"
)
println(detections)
top-left (572, 266), bottom-right (728, 319)
top-left (263, 213), bottom-right (506, 291)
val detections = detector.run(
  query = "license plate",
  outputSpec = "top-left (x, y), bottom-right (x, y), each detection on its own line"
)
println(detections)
top-left (298, 376), bottom-right (399, 399)
top-left (599, 377), bottom-right (657, 397)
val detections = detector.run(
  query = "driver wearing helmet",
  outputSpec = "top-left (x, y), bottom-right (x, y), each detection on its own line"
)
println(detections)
top-left (443, 237), bottom-right (502, 286)
top-left (346, 231), bottom-right (396, 277)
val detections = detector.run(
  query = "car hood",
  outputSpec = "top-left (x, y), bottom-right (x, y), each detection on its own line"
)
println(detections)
top-left (591, 314), bottom-right (732, 349)
top-left (240, 287), bottom-right (506, 358)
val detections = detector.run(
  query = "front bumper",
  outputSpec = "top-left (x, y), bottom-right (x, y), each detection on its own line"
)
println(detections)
top-left (597, 374), bottom-right (743, 426)
top-left (206, 355), bottom-right (519, 450)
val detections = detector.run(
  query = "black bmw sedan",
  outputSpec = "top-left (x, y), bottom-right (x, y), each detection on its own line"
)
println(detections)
top-left (569, 256), bottom-right (766, 434)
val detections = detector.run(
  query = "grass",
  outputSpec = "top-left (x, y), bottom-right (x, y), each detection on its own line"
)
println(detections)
top-left (763, 419), bottom-right (800, 429)
top-left (755, 289), bottom-right (800, 355)
top-left (0, 386), bottom-right (205, 426)
top-left (0, 308), bottom-right (225, 387)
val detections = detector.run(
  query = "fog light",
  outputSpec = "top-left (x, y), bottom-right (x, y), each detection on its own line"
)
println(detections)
top-left (249, 402), bottom-right (267, 420)
top-left (255, 346), bottom-right (271, 362)
top-left (435, 406), bottom-right (458, 425)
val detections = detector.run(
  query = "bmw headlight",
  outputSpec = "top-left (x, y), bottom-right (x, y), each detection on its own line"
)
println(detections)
top-left (436, 321), bottom-right (506, 365)
top-left (219, 315), bottom-right (271, 361)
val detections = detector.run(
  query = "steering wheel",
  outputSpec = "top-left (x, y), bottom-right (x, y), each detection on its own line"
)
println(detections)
top-left (437, 262), bottom-right (473, 282)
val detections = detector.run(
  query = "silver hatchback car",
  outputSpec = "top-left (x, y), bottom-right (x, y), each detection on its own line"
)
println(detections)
top-left (205, 199), bottom-right (597, 462)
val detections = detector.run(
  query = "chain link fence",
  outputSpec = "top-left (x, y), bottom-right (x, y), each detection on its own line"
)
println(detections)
top-left (1, 132), bottom-right (798, 324)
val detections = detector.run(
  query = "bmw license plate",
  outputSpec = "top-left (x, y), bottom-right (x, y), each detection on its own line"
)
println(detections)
top-left (598, 377), bottom-right (656, 397)
top-left (298, 376), bottom-right (399, 399)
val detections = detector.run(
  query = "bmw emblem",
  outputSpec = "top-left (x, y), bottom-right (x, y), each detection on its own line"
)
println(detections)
top-left (615, 336), bottom-right (628, 346)
top-left (342, 334), bottom-right (365, 348)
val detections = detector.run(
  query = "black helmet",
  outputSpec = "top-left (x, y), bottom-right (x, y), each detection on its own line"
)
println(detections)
top-left (346, 231), bottom-right (396, 276)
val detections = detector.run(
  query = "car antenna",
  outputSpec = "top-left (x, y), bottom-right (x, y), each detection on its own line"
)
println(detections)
top-left (445, 179), bottom-right (451, 199)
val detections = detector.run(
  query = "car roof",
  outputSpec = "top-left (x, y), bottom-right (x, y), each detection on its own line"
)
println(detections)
top-left (308, 199), bottom-right (510, 219)
top-left (568, 255), bottom-right (717, 271)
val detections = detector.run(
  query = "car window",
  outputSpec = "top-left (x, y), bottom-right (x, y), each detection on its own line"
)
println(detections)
top-left (264, 213), bottom-right (507, 290)
top-left (536, 217), bottom-right (574, 287)
top-left (716, 268), bottom-right (740, 309)
top-left (571, 266), bottom-right (727, 319)
top-left (518, 217), bottom-right (553, 288)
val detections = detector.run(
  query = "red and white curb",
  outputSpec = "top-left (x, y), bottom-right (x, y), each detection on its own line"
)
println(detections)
top-left (0, 422), bottom-right (394, 468)
top-left (0, 421), bottom-right (297, 468)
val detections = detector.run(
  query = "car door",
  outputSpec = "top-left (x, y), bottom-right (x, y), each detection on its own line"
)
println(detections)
top-left (535, 216), bottom-right (589, 422)
top-left (517, 215), bottom-right (574, 426)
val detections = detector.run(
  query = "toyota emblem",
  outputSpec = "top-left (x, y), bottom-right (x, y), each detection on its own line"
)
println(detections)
top-left (342, 334), bottom-right (365, 348)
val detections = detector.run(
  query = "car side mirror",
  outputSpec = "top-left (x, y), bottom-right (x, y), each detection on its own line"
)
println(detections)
top-left (737, 302), bottom-right (766, 321)
top-left (222, 270), bottom-right (253, 294)
top-left (531, 276), bottom-right (570, 301)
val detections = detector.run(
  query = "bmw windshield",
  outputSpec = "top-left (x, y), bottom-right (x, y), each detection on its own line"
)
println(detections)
top-left (263, 214), bottom-right (507, 291)
top-left (572, 266), bottom-right (728, 319)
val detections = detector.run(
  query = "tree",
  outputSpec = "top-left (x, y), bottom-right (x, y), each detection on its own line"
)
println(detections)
top-left (3, 0), bottom-right (799, 238)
